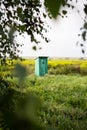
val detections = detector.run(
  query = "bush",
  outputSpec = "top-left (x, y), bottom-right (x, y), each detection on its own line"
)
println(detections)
top-left (0, 77), bottom-right (44, 130)
top-left (48, 64), bottom-right (81, 75)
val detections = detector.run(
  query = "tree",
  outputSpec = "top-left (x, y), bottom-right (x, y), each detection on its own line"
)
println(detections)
top-left (0, 0), bottom-right (49, 61)
top-left (0, 0), bottom-right (87, 61)
top-left (44, 0), bottom-right (87, 53)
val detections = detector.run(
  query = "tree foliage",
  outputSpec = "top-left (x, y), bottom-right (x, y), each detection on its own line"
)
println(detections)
top-left (44, 0), bottom-right (87, 53)
top-left (0, 0), bottom-right (87, 60)
top-left (44, 0), bottom-right (66, 18)
top-left (0, 0), bottom-right (48, 60)
top-left (0, 79), bottom-right (43, 130)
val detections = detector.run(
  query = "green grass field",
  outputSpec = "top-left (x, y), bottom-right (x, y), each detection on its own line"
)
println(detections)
top-left (1, 59), bottom-right (87, 130)
top-left (7, 74), bottom-right (87, 130)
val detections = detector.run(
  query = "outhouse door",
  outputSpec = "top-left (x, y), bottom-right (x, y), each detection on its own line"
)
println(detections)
top-left (40, 58), bottom-right (47, 76)
top-left (35, 57), bottom-right (48, 76)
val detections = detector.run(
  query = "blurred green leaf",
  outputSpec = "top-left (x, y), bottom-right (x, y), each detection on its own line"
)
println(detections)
top-left (44, 0), bottom-right (66, 18)
top-left (8, 26), bottom-right (16, 43)
top-left (0, 87), bottom-right (43, 130)
top-left (32, 46), bottom-right (37, 51)
top-left (14, 63), bottom-right (27, 82)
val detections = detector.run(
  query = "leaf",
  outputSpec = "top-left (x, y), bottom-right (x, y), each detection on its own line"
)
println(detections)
top-left (62, 10), bottom-right (67, 15)
top-left (82, 49), bottom-right (85, 53)
top-left (80, 44), bottom-right (83, 47)
top-left (84, 23), bottom-right (87, 29)
top-left (32, 46), bottom-right (37, 51)
top-left (18, 25), bottom-right (26, 32)
top-left (84, 4), bottom-right (87, 15)
top-left (82, 31), bottom-right (86, 41)
top-left (17, 7), bottom-right (22, 16)
top-left (44, 0), bottom-right (66, 18)
top-left (43, 13), bottom-right (47, 18)
top-left (0, 12), bottom-right (2, 20)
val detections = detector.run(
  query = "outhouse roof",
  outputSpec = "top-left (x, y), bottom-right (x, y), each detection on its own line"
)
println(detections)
top-left (35, 56), bottom-right (48, 59)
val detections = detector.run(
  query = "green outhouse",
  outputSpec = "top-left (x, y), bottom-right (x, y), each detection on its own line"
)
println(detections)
top-left (35, 56), bottom-right (48, 76)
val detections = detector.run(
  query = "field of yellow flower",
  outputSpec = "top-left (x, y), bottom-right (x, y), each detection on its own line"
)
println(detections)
top-left (48, 59), bottom-right (87, 67)
top-left (1, 58), bottom-right (87, 76)
top-left (48, 59), bottom-right (87, 75)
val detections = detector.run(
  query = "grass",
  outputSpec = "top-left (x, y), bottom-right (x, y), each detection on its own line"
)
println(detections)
top-left (1, 58), bottom-right (87, 129)
top-left (30, 75), bottom-right (87, 130)
top-left (7, 74), bottom-right (87, 130)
